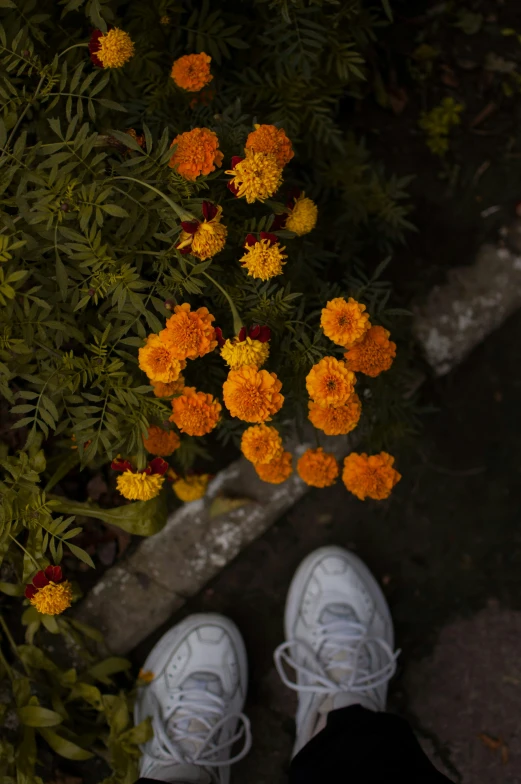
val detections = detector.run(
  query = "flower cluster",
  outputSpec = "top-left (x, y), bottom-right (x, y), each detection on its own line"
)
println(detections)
top-left (112, 457), bottom-right (169, 501)
top-left (25, 565), bottom-right (73, 616)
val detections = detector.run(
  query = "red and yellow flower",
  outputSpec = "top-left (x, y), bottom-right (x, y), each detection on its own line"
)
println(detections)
top-left (218, 324), bottom-right (271, 370)
top-left (176, 202), bottom-right (227, 260)
top-left (272, 190), bottom-right (318, 236)
top-left (240, 233), bottom-right (287, 280)
top-left (112, 457), bottom-right (168, 501)
top-left (89, 28), bottom-right (134, 69)
top-left (25, 565), bottom-right (73, 616)
top-left (226, 151), bottom-right (283, 203)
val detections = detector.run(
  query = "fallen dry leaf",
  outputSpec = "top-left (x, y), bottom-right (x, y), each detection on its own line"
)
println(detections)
top-left (478, 732), bottom-right (502, 751)
top-left (501, 744), bottom-right (510, 765)
top-left (209, 495), bottom-right (254, 519)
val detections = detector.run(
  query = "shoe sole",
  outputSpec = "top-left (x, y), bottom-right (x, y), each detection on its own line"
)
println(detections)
top-left (284, 546), bottom-right (394, 648)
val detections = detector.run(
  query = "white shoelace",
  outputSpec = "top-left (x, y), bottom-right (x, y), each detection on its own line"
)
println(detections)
top-left (274, 619), bottom-right (399, 696)
top-left (145, 687), bottom-right (252, 783)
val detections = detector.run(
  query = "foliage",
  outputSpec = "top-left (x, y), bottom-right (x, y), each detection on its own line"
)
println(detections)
top-left (0, 0), bottom-right (415, 776)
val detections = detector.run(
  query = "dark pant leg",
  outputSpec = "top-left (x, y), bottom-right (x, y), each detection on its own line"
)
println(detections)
top-left (289, 705), bottom-right (453, 783)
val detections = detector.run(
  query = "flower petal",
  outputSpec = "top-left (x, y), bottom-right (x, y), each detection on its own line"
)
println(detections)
top-left (244, 233), bottom-right (257, 247)
top-left (180, 220), bottom-right (199, 235)
top-left (33, 571), bottom-right (49, 589)
top-left (149, 457), bottom-right (169, 476)
top-left (25, 585), bottom-right (38, 599)
top-left (202, 201), bottom-right (218, 221)
top-left (111, 458), bottom-right (134, 473)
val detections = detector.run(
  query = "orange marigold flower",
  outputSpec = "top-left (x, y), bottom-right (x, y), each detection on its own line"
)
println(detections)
top-left (168, 128), bottom-right (223, 180)
top-left (160, 303), bottom-right (217, 360)
top-left (138, 669), bottom-right (155, 684)
top-left (170, 386), bottom-right (221, 436)
top-left (306, 356), bottom-right (356, 406)
top-left (142, 425), bottom-right (180, 457)
top-left (171, 52), bottom-right (213, 92)
top-left (308, 393), bottom-right (362, 436)
top-left (172, 473), bottom-right (210, 502)
top-left (226, 151), bottom-right (283, 203)
top-left (223, 365), bottom-right (284, 423)
top-left (24, 566), bottom-right (73, 616)
top-left (152, 376), bottom-right (185, 398)
top-left (342, 452), bottom-right (401, 501)
top-left (138, 334), bottom-right (186, 383)
top-left (245, 124), bottom-right (294, 168)
top-left (321, 297), bottom-right (371, 349)
top-left (297, 447), bottom-right (339, 488)
top-left (255, 451), bottom-right (293, 484)
top-left (344, 325), bottom-right (397, 377)
top-left (241, 424), bottom-right (283, 464)
top-left (177, 203), bottom-right (227, 261)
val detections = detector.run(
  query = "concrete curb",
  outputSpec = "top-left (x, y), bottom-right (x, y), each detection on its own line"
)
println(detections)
top-left (76, 433), bottom-right (352, 654)
top-left (413, 221), bottom-right (521, 375)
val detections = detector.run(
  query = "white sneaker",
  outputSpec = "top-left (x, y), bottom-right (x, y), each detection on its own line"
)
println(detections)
top-left (135, 613), bottom-right (251, 784)
top-left (274, 546), bottom-right (399, 757)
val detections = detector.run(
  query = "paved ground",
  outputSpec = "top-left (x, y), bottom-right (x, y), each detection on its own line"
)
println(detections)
top-left (133, 307), bottom-right (521, 783)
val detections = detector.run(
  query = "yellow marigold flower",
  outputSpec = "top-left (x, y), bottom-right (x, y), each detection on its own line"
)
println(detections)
top-left (240, 235), bottom-right (287, 280)
top-left (117, 471), bottom-right (165, 501)
top-left (172, 474), bottom-right (210, 502)
top-left (254, 451), bottom-right (293, 484)
top-left (168, 128), bottom-right (223, 180)
top-left (138, 334), bottom-right (186, 383)
top-left (344, 325), bottom-right (397, 377)
top-left (342, 452), bottom-right (401, 501)
top-left (223, 365), bottom-right (284, 423)
top-left (152, 376), bottom-right (185, 398)
top-left (245, 124), bottom-right (294, 168)
top-left (226, 151), bottom-right (283, 204)
top-left (30, 582), bottom-right (73, 615)
top-left (138, 669), bottom-right (155, 684)
top-left (321, 297), bottom-right (371, 349)
top-left (241, 424), bottom-right (283, 464)
top-left (97, 28), bottom-right (134, 69)
top-left (170, 387), bottom-right (221, 436)
top-left (160, 303), bottom-right (217, 360)
top-left (297, 447), bottom-right (339, 488)
top-left (306, 356), bottom-right (356, 406)
top-left (285, 193), bottom-right (318, 236)
top-left (308, 393), bottom-right (362, 436)
top-left (171, 52), bottom-right (213, 92)
top-left (142, 425), bottom-right (180, 457)
top-left (221, 337), bottom-right (269, 370)
top-left (177, 203), bottom-right (227, 261)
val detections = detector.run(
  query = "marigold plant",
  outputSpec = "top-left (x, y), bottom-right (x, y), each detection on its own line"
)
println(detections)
top-left (171, 52), bottom-right (213, 92)
top-left (169, 127), bottom-right (223, 180)
top-left (170, 387), bottom-right (222, 436)
top-left (297, 448), bottom-right (339, 488)
top-left (223, 366), bottom-right (284, 422)
top-left (344, 326), bottom-right (397, 377)
top-left (254, 451), bottom-right (293, 484)
top-left (342, 452), bottom-right (402, 501)
top-left (241, 424), bottom-right (283, 464)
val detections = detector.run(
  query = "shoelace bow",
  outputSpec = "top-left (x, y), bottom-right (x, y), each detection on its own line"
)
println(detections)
top-left (145, 687), bottom-right (252, 782)
top-left (274, 619), bottom-right (399, 695)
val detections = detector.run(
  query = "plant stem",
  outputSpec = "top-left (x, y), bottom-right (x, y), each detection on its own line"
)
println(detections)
top-left (8, 534), bottom-right (41, 571)
top-left (111, 177), bottom-right (197, 222)
top-left (201, 271), bottom-right (243, 334)
top-left (58, 43), bottom-right (89, 59)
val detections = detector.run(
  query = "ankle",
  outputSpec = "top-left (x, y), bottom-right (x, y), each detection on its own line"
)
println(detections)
top-left (310, 693), bottom-right (380, 741)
